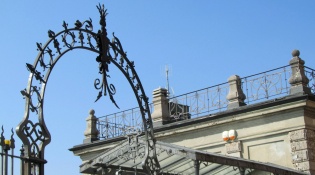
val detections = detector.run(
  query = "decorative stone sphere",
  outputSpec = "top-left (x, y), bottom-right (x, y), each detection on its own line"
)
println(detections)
top-left (89, 109), bottom-right (95, 115)
top-left (292, 49), bottom-right (300, 57)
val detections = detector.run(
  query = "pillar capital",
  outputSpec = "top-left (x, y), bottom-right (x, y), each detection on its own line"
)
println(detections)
top-left (83, 109), bottom-right (99, 143)
top-left (288, 49), bottom-right (311, 95)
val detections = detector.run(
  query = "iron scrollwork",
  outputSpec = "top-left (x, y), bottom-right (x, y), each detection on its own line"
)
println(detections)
top-left (17, 3), bottom-right (160, 175)
top-left (0, 126), bottom-right (16, 151)
top-left (16, 4), bottom-right (101, 175)
top-left (20, 86), bottom-right (42, 114)
top-left (117, 129), bottom-right (146, 161)
top-left (305, 66), bottom-right (315, 94)
top-left (93, 4), bottom-right (119, 109)
top-left (93, 4), bottom-right (160, 174)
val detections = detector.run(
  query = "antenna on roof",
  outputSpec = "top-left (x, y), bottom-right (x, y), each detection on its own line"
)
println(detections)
top-left (165, 64), bottom-right (174, 98)
top-left (160, 64), bottom-right (174, 98)
top-left (165, 65), bottom-right (170, 95)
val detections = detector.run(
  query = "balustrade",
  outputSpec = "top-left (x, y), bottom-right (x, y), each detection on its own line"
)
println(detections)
top-left (95, 51), bottom-right (315, 140)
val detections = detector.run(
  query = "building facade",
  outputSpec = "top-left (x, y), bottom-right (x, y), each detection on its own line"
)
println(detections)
top-left (70, 50), bottom-right (315, 175)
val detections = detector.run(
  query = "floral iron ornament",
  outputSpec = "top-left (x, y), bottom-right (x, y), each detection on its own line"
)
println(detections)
top-left (16, 4), bottom-right (160, 175)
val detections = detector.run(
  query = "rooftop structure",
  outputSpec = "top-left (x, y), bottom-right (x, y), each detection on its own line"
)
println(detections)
top-left (70, 50), bottom-right (315, 174)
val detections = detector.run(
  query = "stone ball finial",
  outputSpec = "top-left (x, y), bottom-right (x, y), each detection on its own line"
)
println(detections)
top-left (292, 49), bottom-right (300, 57)
top-left (89, 109), bottom-right (95, 115)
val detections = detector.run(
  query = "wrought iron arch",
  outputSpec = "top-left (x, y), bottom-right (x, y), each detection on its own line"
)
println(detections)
top-left (16, 4), bottom-right (160, 175)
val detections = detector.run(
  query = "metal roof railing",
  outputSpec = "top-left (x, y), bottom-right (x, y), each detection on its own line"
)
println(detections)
top-left (97, 65), bottom-right (315, 140)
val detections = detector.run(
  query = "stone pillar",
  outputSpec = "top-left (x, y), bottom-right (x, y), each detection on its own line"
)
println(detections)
top-left (83, 109), bottom-right (99, 143)
top-left (226, 75), bottom-right (246, 109)
top-left (289, 129), bottom-right (315, 174)
top-left (151, 88), bottom-right (169, 126)
top-left (289, 49), bottom-right (311, 95)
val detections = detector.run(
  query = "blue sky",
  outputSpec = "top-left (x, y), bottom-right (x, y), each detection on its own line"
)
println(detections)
top-left (0, 1), bottom-right (314, 174)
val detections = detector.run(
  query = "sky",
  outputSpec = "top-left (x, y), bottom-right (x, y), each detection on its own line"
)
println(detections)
top-left (0, 1), bottom-right (314, 174)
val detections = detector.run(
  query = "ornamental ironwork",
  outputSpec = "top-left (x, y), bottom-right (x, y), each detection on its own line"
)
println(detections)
top-left (80, 140), bottom-right (306, 175)
top-left (96, 65), bottom-right (315, 141)
top-left (305, 66), bottom-right (315, 94)
top-left (16, 4), bottom-right (159, 175)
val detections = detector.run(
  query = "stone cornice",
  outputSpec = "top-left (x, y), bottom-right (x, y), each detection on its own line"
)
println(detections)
top-left (70, 94), bottom-right (313, 153)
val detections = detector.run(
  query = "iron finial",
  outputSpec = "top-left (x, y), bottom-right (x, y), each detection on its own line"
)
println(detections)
top-left (96, 3), bottom-right (107, 29)
top-left (74, 20), bottom-right (83, 29)
top-left (10, 128), bottom-right (15, 149)
top-left (1, 126), bottom-right (4, 146)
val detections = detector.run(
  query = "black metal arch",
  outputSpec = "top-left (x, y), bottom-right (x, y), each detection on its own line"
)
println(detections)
top-left (16, 4), bottom-right (159, 175)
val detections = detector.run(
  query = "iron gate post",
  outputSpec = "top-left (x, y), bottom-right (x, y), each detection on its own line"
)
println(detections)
top-left (20, 146), bottom-right (24, 175)
top-left (3, 141), bottom-right (10, 175)
top-left (194, 160), bottom-right (199, 175)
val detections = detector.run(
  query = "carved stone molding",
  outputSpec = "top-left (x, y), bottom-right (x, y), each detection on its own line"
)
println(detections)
top-left (225, 141), bottom-right (241, 154)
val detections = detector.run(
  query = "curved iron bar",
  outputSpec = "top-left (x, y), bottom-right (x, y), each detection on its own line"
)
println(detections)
top-left (17, 29), bottom-right (99, 174)
top-left (107, 35), bottom-right (160, 174)
top-left (16, 3), bottom-right (159, 175)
